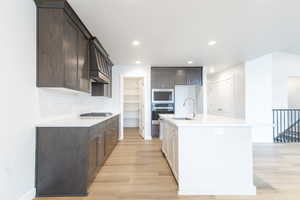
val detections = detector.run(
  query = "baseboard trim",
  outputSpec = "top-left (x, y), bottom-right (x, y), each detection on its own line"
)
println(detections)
top-left (178, 185), bottom-right (256, 196)
top-left (19, 188), bottom-right (36, 200)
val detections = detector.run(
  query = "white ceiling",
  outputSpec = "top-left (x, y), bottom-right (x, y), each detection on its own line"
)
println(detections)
top-left (69, 0), bottom-right (300, 70)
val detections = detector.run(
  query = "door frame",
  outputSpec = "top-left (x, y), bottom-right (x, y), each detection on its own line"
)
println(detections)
top-left (120, 75), bottom-right (146, 140)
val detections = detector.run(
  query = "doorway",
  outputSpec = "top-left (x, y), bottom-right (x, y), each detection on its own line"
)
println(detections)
top-left (122, 77), bottom-right (145, 139)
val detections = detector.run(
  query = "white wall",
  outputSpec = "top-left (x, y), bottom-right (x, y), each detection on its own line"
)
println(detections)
top-left (244, 52), bottom-right (300, 143)
top-left (113, 65), bottom-right (152, 140)
top-left (245, 54), bottom-right (273, 143)
top-left (272, 52), bottom-right (300, 109)
top-left (288, 77), bottom-right (300, 108)
top-left (0, 1), bottom-right (37, 200)
top-left (207, 64), bottom-right (245, 119)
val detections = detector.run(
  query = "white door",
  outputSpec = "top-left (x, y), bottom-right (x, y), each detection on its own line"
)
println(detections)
top-left (138, 79), bottom-right (145, 138)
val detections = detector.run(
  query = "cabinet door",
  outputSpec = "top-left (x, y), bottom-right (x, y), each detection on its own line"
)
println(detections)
top-left (175, 69), bottom-right (187, 85)
top-left (63, 15), bottom-right (78, 90)
top-left (151, 69), bottom-right (172, 89)
top-left (96, 124), bottom-right (105, 169)
top-left (186, 68), bottom-right (202, 85)
top-left (77, 31), bottom-right (90, 93)
top-left (174, 131), bottom-right (178, 179)
top-left (112, 118), bottom-right (118, 147)
top-left (151, 125), bottom-right (159, 138)
top-left (161, 121), bottom-right (167, 154)
top-left (168, 69), bottom-right (176, 89)
top-left (161, 70), bottom-right (172, 88)
top-left (105, 120), bottom-right (113, 157)
top-left (88, 138), bottom-right (97, 185)
top-left (165, 123), bottom-right (170, 157)
top-left (104, 130), bottom-right (111, 157)
top-left (151, 70), bottom-right (161, 89)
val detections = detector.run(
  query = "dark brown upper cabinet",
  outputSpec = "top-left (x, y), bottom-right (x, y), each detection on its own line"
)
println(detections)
top-left (186, 68), bottom-right (203, 85)
top-left (36, 0), bottom-right (93, 93)
top-left (151, 67), bottom-right (203, 89)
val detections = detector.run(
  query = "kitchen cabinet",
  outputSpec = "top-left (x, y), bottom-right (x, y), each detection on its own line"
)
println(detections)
top-left (36, 0), bottom-right (92, 93)
top-left (152, 124), bottom-right (160, 138)
top-left (151, 67), bottom-right (203, 89)
top-left (88, 137), bottom-right (98, 185)
top-left (104, 116), bottom-right (119, 158)
top-left (78, 30), bottom-right (90, 93)
top-left (175, 67), bottom-right (203, 85)
top-left (161, 119), bottom-right (179, 181)
top-left (160, 116), bottom-right (256, 195)
top-left (97, 135), bottom-right (105, 168)
top-left (36, 115), bottom-right (120, 197)
top-left (151, 68), bottom-right (176, 89)
top-left (104, 123), bottom-right (112, 158)
top-left (151, 70), bottom-right (160, 89)
top-left (186, 68), bottom-right (203, 85)
top-left (175, 68), bottom-right (187, 85)
top-left (63, 15), bottom-right (79, 90)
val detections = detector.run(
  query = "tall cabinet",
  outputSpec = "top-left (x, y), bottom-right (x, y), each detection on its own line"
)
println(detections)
top-left (36, 1), bottom-right (92, 93)
top-left (35, 0), bottom-right (113, 97)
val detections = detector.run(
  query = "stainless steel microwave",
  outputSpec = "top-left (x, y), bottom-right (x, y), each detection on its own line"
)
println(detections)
top-left (152, 89), bottom-right (174, 104)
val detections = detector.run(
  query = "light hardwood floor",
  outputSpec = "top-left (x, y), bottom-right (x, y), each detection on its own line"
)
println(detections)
top-left (36, 128), bottom-right (300, 200)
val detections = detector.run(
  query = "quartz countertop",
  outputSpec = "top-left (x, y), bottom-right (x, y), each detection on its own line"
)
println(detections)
top-left (159, 114), bottom-right (251, 127)
top-left (36, 113), bottom-right (120, 128)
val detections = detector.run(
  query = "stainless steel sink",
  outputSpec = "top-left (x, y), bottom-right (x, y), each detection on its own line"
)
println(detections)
top-left (80, 112), bottom-right (113, 117)
top-left (172, 117), bottom-right (194, 120)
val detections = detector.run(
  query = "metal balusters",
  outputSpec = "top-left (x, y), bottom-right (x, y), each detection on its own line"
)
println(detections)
top-left (273, 109), bottom-right (300, 143)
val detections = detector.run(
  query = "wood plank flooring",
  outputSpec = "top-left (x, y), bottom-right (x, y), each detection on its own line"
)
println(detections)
top-left (36, 128), bottom-right (300, 200)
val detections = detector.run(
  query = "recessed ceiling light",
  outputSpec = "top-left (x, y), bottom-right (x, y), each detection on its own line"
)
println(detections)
top-left (132, 40), bottom-right (140, 46)
top-left (208, 41), bottom-right (217, 46)
top-left (187, 61), bottom-right (193, 64)
top-left (135, 60), bottom-right (141, 64)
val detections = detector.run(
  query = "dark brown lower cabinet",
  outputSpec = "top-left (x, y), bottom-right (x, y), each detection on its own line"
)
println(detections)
top-left (97, 135), bottom-right (105, 168)
top-left (152, 125), bottom-right (159, 138)
top-left (88, 137), bottom-right (98, 185)
top-left (36, 115), bottom-right (119, 197)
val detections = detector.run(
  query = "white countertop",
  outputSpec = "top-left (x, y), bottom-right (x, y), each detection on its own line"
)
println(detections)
top-left (36, 113), bottom-right (120, 127)
top-left (159, 114), bottom-right (251, 127)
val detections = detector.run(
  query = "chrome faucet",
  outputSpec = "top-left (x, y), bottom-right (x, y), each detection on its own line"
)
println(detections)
top-left (183, 97), bottom-right (196, 119)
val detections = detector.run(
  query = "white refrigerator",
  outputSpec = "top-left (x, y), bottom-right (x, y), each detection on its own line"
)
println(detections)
top-left (175, 85), bottom-right (199, 117)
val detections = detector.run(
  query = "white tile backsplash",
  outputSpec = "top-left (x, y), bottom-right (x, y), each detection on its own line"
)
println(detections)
top-left (37, 88), bottom-right (113, 122)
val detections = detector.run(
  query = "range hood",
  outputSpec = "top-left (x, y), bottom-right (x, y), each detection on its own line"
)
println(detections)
top-left (89, 38), bottom-right (113, 84)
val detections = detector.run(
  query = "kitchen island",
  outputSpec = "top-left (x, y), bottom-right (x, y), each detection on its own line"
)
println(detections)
top-left (159, 114), bottom-right (256, 196)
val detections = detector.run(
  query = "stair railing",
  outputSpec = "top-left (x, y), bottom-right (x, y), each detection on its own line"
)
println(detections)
top-left (273, 109), bottom-right (300, 143)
